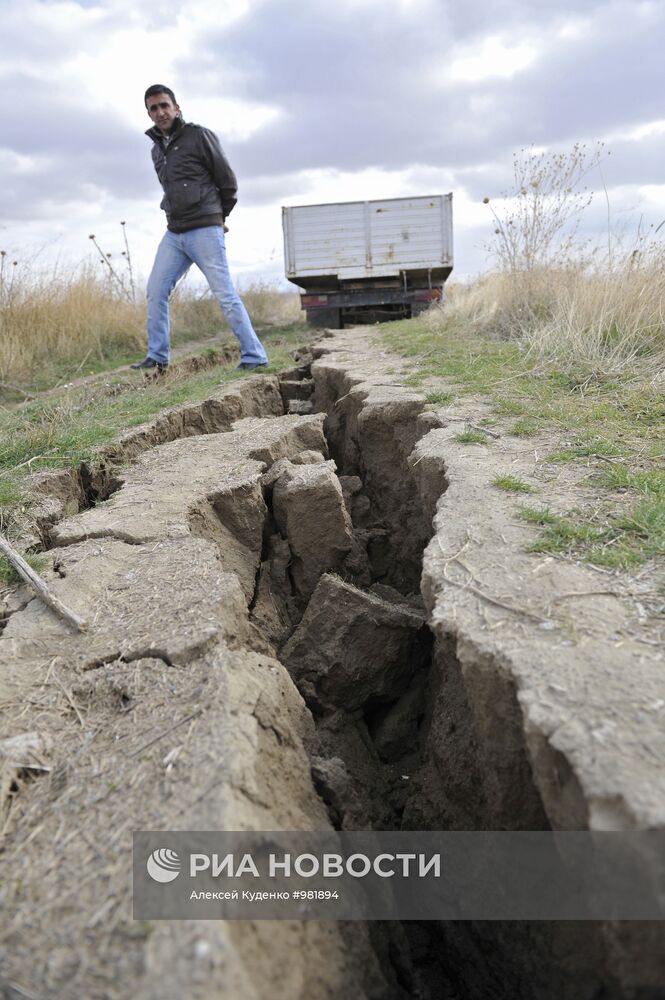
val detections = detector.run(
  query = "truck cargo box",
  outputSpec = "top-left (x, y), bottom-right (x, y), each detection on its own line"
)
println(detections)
top-left (282, 194), bottom-right (453, 326)
top-left (282, 194), bottom-right (453, 286)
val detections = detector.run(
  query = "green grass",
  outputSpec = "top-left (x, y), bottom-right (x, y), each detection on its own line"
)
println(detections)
top-left (381, 314), bottom-right (665, 573)
top-left (0, 480), bottom-right (24, 508)
top-left (424, 390), bottom-right (453, 405)
top-left (598, 466), bottom-right (665, 496)
top-left (509, 418), bottom-right (540, 437)
top-left (382, 318), bottom-right (665, 451)
top-left (453, 429), bottom-right (489, 445)
top-left (518, 500), bottom-right (665, 569)
top-left (547, 436), bottom-right (626, 463)
top-left (526, 518), bottom-right (610, 558)
top-left (493, 475), bottom-right (536, 493)
top-left (0, 323), bottom-right (311, 533)
top-left (517, 506), bottom-right (559, 526)
top-left (24, 324), bottom-right (219, 395)
top-left (0, 553), bottom-right (49, 585)
top-left (494, 399), bottom-right (528, 416)
top-left (24, 344), bottom-right (144, 394)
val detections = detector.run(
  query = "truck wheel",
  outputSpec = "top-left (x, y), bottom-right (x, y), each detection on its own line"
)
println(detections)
top-left (306, 308), bottom-right (342, 329)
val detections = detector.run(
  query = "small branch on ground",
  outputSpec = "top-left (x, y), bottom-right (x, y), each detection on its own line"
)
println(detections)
top-left (467, 422), bottom-right (501, 439)
top-left (446, 417), bottom-right (501, 438)
top-left (0, 535), bottom-right (88, 632)
top-left (436, 537), bottom-right (549, 623)
top-left (551, 590), bottom-right (621, 602)
top-left (126, 708), bottom-right (203, 758)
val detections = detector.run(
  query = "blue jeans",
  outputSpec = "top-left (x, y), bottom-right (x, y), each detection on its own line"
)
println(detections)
top-left (146, 226), bottom-right (269, 365)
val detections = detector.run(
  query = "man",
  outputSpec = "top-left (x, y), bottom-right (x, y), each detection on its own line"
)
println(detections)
top-left (131, 84), bottom-right (269, 372)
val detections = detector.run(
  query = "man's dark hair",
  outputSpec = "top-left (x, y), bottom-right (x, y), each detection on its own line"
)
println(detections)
top-left (144, 84), bottom-right (177, 108)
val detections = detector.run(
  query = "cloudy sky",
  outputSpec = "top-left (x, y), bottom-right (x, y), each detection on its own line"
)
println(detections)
top-left (1, 0), bottom-right (664, 290)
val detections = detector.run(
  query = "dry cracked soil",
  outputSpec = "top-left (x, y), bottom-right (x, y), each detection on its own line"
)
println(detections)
top-left (0, 327), bottom-right (664, 1000)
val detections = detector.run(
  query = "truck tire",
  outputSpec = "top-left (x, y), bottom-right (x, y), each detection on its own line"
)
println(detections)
top-left (306, 307), bottom-right (342, 329)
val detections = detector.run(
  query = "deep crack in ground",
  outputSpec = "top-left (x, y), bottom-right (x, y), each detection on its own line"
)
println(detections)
top-left (0, 334), bottom-right (662, 1000)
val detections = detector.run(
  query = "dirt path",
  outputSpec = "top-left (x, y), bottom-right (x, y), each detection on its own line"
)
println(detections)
top-left (6, 332), bottom-right (240, 410)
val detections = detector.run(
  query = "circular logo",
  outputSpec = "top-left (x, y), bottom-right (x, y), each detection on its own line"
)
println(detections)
top-left (147, 848), bottom-right (181, 883)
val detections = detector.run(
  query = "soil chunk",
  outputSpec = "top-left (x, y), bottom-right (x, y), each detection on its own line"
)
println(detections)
top-left (282, 573), bottom-right (430, 714)
top-left (272, 463), bottom-right (354, 605)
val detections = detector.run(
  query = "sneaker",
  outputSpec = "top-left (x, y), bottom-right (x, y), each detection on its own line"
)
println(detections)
top-left (130, 356), bottom-right (168, 370)
top-left (235, 361), bottom-right (268, 371)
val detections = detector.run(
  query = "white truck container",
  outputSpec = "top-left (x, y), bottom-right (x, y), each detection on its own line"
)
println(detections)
top-left (282, 193), bottom-right (453, 327)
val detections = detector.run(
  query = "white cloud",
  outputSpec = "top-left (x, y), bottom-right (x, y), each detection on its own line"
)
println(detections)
top-left (0, 149), bottom-right (42, 175)
top-left (635, 184), bottom-right (665, 210)
top-left (556, 16), bottom-right (592, 41)
top-left (605, 119), bottom-right (665, 144)
top-left (188, 97), bottom-right (284, 143)
top-left (445, 34), bottom-right (538, 84)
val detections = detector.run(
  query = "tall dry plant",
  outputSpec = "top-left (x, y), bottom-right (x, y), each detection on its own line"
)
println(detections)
top-left (439, 141), bottom-right (665, 376)
top-left (522, 245), bottom-right (665, 372)
top-left (483, 142), bottom-right (606, 272)
top-left (236, 279), bottom-right (302, 326)
top-left (0, 257), bottom-right (145, 385)
top-left (431, 260), bottom-right (665, 376)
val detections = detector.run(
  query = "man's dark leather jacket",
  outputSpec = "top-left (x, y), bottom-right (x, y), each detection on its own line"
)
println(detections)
top-left (145, 117), bottom-right (238, 232)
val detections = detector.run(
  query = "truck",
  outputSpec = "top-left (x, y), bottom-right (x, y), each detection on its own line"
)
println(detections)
top-left (282, 193), bottom-right (453, 327)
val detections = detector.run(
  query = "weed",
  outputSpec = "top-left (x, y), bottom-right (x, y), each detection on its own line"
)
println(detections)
top-left (424, 390), bottom-right (453, 405)
top-left (517, 506), bottom-right (558, 526)
top-left (454, 429), bottom-right (490, 445)
top-left (509, 418), bottom-right (540, 437)
top-left (493, 475), bottom-right (536, 493)
top-left (548, 437), bottom-right (625, 462)
top-left (483, 143), bottom-right (605, 272)
top-left (0, 552), bottom-right (49, 585)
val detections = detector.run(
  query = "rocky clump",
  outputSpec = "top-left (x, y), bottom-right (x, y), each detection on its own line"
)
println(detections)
top-left (282, 573), bottom-right (430, 714)
top-left (282, 574), bottom-right (432, 832)
top-left (272, 463), bottom-right (354, 605)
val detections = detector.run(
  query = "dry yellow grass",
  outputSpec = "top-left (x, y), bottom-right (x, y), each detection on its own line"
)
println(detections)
top-left (237, 279), bottom-right (303, 326)
top-left (523, 254), bottom-right (665, 373)
top-left (429, 252), bottom-right (665, 377)
top-left (0, 259), bottom-right (302, 387)
top-left (170, 279), bottom-right (302, 340)
top-left (0, 263), bottom-right (145, 384)
top-left (461, 143), bottom-right (665, 377)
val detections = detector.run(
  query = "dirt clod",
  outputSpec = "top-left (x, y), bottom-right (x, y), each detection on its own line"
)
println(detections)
top-left (282, 573), bottom-right (430, 714)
